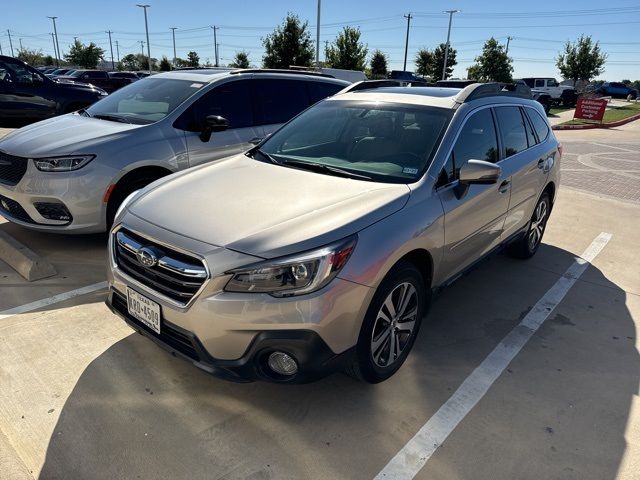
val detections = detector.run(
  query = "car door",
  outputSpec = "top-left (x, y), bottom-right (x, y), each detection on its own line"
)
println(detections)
top-left (252, 78), bottom-right (312, 139)
top-left (437, 107), bottom-right (511, 281)
top-left (496, 106), bottom-right (551, 239)
top-left (0, 59), bottom-right (57, 125)
top-left (177, 79), bottom-right (261, 167)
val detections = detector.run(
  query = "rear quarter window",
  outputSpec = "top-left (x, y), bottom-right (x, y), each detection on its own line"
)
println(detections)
top-left (525, 108), bottom-right (550, 142)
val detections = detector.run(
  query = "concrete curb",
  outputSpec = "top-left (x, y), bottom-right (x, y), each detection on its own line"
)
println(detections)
top-left (552, 112), bottom-right (640, 130)
top-left (0, 230), bottom-right (56, 281)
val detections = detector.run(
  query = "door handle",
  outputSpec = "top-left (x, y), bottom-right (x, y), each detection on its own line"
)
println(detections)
top-left (249, 137), bottom-right (264, 145)
top-left (498, 179), bottom-right (511, 194)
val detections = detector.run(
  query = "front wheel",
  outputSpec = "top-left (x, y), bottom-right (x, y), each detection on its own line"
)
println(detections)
top-left (508, 192), bottom-right (551, 259)
top-left (346, 261), bottom-right (427, 383)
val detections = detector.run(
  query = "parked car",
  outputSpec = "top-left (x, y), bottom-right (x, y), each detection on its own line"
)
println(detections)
top-left (0, 69), bottom-right (348, 232)
top-left (105, 82), bottom-right (560, 384)
top-left (595, 82), bottom-right (638, 99)
top-left (518, 77), bottom-right (577, 106)
top-left (0, 55), bottom-right (107, 127)
top-left (108, 71), bottom-right (139, 83)
top-left (55, 69), bottom-right (132, 93)
top-left (389, 70), bottom-right (426, 82)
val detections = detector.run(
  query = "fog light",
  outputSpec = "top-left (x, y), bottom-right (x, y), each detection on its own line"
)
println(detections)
top-left (267, 351), bottom-right (298, 376)
top-left (33, 202), bottom-right (73, 223)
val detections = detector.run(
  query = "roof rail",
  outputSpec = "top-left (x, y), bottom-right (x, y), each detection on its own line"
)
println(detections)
top-left (454, 82), bottom-right (533, 103)
top-left (229, 68), bottom-right (335, 78)
top-left (340, 79), bottom-right (404, 93)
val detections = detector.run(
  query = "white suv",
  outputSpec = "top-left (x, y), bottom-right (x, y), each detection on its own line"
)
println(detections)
top-left (0, 69), bottom-right (348, 233)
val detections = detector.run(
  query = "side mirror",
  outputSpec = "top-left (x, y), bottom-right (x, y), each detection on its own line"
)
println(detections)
top-left (199, 115), bottom-right (229, 142)
top-left (455, 159), bottom-right (501, 199)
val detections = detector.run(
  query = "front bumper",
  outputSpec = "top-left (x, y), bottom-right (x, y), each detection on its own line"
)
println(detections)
top-left (106, 288), bottom-right (355, 383)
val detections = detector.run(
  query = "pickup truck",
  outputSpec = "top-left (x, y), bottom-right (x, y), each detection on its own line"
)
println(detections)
top-left (518, 77), bottom-right (577, 107)
top-left (55, 69), bottom-right (134, 93)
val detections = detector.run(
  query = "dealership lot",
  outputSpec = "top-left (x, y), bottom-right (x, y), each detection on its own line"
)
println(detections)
top-left (1, 125), bottom-right (639, 479)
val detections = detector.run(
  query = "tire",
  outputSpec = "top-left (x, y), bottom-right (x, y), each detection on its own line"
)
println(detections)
top-left (346, 261), bottom-right (427, 383)
top-left (508, 192), bottom-right (551, 259)
top-left (106, 173), bottom-right (165, 229)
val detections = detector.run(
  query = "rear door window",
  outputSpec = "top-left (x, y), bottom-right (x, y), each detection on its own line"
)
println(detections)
top-left (495, 106), bottom-right (529, 158)
top-left (254, 79), bottom-right (310, 125)
top-left (534, 79), bottom-right (545, 88)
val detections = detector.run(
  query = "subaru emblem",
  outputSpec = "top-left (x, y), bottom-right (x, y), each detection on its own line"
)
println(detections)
top-left (136, 247), bottom-right (158, 268)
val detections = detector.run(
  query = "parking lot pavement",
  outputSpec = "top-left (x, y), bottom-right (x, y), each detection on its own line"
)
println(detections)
top-left (0, 128), bottom-right (639, 479)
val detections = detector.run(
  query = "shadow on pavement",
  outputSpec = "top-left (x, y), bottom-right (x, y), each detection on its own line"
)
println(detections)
top-left (38, 244), bottom-right (638, 480)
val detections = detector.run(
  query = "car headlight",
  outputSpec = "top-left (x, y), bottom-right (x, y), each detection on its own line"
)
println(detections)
top-left (225, 235), bottom-right (357, 297)
top-left (33, 155), bottom-right (95, 172)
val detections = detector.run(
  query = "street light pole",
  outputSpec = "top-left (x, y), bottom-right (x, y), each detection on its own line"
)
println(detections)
top-left (106, 30), bottom-right (115, 70)
top-left (316, 0), bottom-right (321, 68)
top-left (50, 33), bottom-right (56, 64)
top-left (506, 36), bottom-right (513, 55)
top-left (403, 13), bottom-right (412, 72)
top-left (170, 27), bottom-right (177, 67)
top-left (442, 9), bottom-right (460, 80)
top-left (136, 4), bottom-right (152, 74)
top-left (19, 38), bottom-right (23, 52)
top-left (47, 16), bottom-right (61, 66)
top-left (115, 40), bottom-right (120, 63)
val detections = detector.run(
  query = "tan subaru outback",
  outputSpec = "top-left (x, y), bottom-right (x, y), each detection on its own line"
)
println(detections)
top-left (106, 82), bottom-right (561, 383)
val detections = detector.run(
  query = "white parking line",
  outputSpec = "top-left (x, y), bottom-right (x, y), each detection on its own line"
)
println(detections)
top-left (374, 232), bottom-right (612, 480)
top-left (0, 281), bottom-right (108, 321)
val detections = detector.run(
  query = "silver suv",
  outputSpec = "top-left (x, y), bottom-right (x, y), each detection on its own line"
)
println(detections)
top-left (106, 82), bottom-right (561, 383)
top-left (0, 69), bottom-right (347, 232)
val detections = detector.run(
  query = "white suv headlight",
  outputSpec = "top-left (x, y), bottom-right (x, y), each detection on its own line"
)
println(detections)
top-left (33, 154), bottom-right (95, 172)
top-left (225, 236), bottom-right (357, 297)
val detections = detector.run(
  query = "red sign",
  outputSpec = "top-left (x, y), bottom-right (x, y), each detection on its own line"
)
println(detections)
top-left (574, 97), bottom-right (607, 122)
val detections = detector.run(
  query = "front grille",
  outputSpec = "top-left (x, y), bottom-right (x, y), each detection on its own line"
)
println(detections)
top-left (113, 228), bottom-right (208, 304)
top-left (111, 291), bottom-right (200, 361)
top-left (0, 194), bottom-right (33, 223)
top-left (0, 151), bottom-right (28, 186)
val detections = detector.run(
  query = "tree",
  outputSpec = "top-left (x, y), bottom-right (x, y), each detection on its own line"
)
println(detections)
top-left (186, 51), bottom-right (200, 68)
top-left (229, 51), bottom-right (250, 68)
top-left (174, 57), bottom-right (189, 68)
top-left (159, 56), bottom-right (172, 71)
top-left (369, 50), bottom-right (388, 79)
top-left (325, 26), bottom-right (368, 71)
top-left (556, 35), bottom-right (607, 86)
top-left (262, 13), bottom-right (314, 68)
top-left (633, 80), bottom-right (640, 91)
top-left (120, 54), bottom-right (140, 71)
top-left (17, 48), bottom-right (45, 66)
top-left (415, 48), bottom-right (434, 77)
top-left (432, 43), bottom-right (457, 80)
top-left (43, 55), bottom-right (55, 66)
top-left (467, 37), bottom-right (513, 83)
top-left (64, 39), bottom-right (105, 69)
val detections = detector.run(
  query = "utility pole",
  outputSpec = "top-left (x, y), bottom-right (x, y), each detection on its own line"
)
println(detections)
top-left (115, 40), bottom-right (120, 62)
top-left (47, 16), bottom-right (61, 66)
top-left (170, 27), bottom-right (177, 67)
top-left (7, 30), bottom-right (14, 57)
top-left (0, 41), bottom-right (3, 55)
top-left (18, 38), bottom-right (23, 52)
top-left (106, 30), bottom-right (115, 70)
top-left (505, 36), bottom-right (513, 55)
top-left (324, 40), bottom-right (329, 62)
top-left (136, 4), bottom-right (152, 74)
top-left (315, 0), bottom-right (321, 68)
top-left (50, 33), bottom-right (57, 64)
top-left (140, 40), bottom-right (145, 56)
top-left (211, 25), bottom-right (219, 67)
top-left (73, 36), bottom-right (78, 43)
top-left (442, 9), bottom-right (460, 80)
top-left (403, 13), bottom-right (412, 72)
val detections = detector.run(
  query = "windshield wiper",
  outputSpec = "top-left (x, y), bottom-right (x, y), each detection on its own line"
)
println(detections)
top-left (280, 158), bottom-right (372, 181)
top-left (248, 147), bottom-right (280, 165)
top-left (77, 108), bottom-right (91, 118)
top-left (92, 114), bottom-right (132, 124)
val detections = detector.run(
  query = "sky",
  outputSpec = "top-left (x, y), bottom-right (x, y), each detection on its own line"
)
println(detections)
top-left (1, 0), bottom-right (639, 80)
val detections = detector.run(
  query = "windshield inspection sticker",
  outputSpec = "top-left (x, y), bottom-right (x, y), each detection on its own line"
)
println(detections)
top-left (190, 83), bottom-right (204, 88)
top-left (403, 167), bottom-right (419, 175)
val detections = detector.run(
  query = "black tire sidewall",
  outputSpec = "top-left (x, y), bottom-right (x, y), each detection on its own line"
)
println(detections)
top-left (526, 192), bottom-right (551, 256)
top-left (355, 262), bottom-right (427, 383)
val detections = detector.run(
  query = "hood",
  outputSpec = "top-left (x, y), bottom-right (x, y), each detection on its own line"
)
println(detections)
top-left (0, 114), bottom-right (141, 156)
top-left (129, 155), bottom-right (411, 258)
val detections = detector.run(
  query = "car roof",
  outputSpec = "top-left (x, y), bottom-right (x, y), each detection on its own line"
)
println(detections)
top-left (152, 69), bottom-right (349, 84)
top-left (333, 87), bottom-right (461, 108)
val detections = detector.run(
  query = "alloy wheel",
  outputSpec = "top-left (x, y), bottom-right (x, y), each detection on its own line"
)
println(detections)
top-left (528, 198), bottom-right (548, 251)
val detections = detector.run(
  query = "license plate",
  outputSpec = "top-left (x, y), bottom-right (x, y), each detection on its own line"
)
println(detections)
top-left (126, 287), bottom-right (161, 334)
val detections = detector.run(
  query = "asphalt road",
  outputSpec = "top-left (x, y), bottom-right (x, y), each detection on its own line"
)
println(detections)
top-left (0, 122), bottom-right (639, 479)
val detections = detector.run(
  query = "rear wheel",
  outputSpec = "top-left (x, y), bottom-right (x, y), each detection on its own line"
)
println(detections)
top-left (508, 192), bottom-right (550, 259)
top-left (346, 261), bottom-right (427, 383)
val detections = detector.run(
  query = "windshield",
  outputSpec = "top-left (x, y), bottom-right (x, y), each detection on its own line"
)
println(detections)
top-left (258, 100), bottom-right (452, 183)
top-left (86, 77), bottom-right (205, 124)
